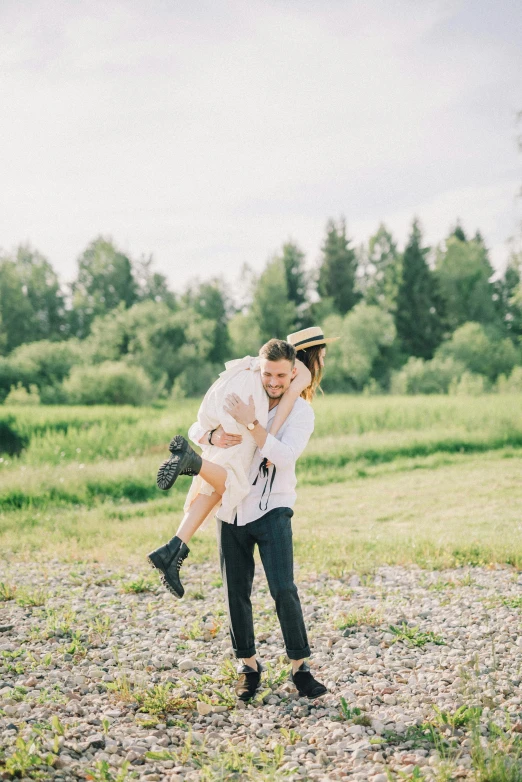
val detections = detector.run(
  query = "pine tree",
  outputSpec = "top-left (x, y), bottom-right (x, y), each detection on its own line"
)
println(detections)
top-left (363, 223), bottom-right (401, 312)
top-left (280, 242), bottom-right (308, 309)
top-left (395, 219), bottom-right (445, 359)
top-left (317, 218), bottom-right (359, 315)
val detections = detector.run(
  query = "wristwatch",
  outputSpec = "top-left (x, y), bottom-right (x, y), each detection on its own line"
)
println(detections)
top-left (247, 419), bottom-right (259, 431)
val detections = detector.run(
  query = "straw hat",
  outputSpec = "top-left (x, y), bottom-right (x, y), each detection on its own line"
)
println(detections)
top-left (286, 326), bottom-right (340, 351)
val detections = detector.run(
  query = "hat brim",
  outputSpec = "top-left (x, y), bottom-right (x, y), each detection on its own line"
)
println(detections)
top-left (294, 336), bottom-right (340, 350)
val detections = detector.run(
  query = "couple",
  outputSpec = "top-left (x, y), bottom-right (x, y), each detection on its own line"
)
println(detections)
top-left (148, 326), bottom-right (338, 702)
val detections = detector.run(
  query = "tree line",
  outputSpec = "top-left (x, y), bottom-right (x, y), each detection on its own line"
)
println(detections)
top-left (1, 217), bottom-right (522, 404)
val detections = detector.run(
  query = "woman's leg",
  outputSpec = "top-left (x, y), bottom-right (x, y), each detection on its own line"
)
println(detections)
top-left (198, 459), bottom-right (227, 496)
top-left (176, 491), bottom-right (221, 545)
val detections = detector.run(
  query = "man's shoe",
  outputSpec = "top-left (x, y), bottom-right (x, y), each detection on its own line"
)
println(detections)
top-left (291, 662), bottom-right (327, 698)
top-left (235, 661), bottom-right (263, 702)
top-left (147, 535), bottom-right (190, 599)
top-left (156, 436), bottom-right (202, 491)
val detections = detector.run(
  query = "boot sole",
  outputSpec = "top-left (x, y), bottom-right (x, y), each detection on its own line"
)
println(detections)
top-left (147, 553), bottom-right (183, 599)
top-left (169, 435), bottom-right (186, 454)
top-left (156, 437), bottom-right (189, 490)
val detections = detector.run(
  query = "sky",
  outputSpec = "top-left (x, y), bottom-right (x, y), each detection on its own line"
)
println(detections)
top-left (1, 0), bottom-right (521, 293)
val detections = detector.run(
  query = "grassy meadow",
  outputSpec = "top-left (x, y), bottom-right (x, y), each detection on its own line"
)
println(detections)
top-left (1, 394), bottom-right (522, 573)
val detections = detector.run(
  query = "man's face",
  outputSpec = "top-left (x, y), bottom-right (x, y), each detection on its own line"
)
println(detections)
top-left (260, 358), bottom-right (296, 400)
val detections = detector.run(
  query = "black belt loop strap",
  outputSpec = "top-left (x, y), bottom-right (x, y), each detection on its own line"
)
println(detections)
top-left (252, 457), bottom-right (277, 512)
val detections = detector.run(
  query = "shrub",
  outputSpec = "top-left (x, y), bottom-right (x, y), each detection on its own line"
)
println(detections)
top-left (436, 322), bottom-right (521, 381)
top-left (63, 362), bottom-right (154, 405)
top-left (170, 361), bottom-right (221, 398)
top-left (448, 371), bottom-right (486, 396)
top-left (0, 417), bottom-right (28, 455)
top-left (4, 383), bottom-right (41, 405)
top-left (391, 356), bottom-right (465, 394)
top-left (495, 366), bottom-right (522, 394)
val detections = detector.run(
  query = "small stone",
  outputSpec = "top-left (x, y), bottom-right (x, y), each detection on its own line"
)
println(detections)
top-left (196, 702), bottom-right (214, 716)
top-left (178, 659), bottom-right (197, 671)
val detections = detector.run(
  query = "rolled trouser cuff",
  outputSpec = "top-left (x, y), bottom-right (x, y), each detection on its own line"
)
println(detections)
top-left (234, 645), bottom-right (257, 659)
top-left (286, 645), bottom-right (311, 660)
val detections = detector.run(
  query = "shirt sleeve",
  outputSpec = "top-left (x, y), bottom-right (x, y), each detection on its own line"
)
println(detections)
top-left (188, 421), bottom-right (207, 446)
top-left (260, 404), bottom-right (314, 467)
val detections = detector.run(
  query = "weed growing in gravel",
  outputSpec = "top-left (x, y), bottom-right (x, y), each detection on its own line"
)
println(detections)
top-left (15, 587), bottom-right (48, 607)
top-left (1, 649), bottom-right (25, 675)
top-left (0, 581), bottom-right (17, 600)
top-left (147, 737), bottom-right (287, 781)
top-left (2, 735), bottom-right (57, 779)
top-left (280, 727), bottom-right (302, 745)
top-left (263, 659), bottom-right (290, 689)
top-left (85, 759), bottom-right (134, 782)
top-left (88, 614), bottom-right (113, 642)
top-left (107, 677), bottom-right (196, 715)
top-left (432, 704), bottom-right (482, 730)
top-left (336, 606), bottom-right (383, 629)
top-left (471, 729), bottom-right (522, 781)
top-left (121, 576), bottom-right (156, 594)
top-left (337, 697), bottom-right (362, 722)
top-left (389, 622), bottom-right (445, 647)
top-left (43, 606), bottom-right (77, 638)
top-left (500, 595), bottom-right (522, 610)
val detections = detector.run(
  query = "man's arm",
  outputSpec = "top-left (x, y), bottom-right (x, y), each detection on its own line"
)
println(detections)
top-left (188, 421), bottom-right (242, 448)
top-left (223, 393), bottom-right (314, 468)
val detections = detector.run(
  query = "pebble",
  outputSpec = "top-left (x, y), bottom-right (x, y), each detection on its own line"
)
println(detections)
top-left (0, 561), bottom-right (520, 781)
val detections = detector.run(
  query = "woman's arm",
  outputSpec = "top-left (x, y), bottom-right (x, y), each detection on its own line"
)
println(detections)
top-left (269, 360), bottom-right (312, 437)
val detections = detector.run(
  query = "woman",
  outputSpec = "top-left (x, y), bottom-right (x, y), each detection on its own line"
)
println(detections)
top-left (148, 326), bottom-right (338, 598)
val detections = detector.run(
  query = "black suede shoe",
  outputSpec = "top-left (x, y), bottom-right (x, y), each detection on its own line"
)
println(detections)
top-left (156, 436), bottom-right (202, 491)
top-left (147, 535), bottom-right (190, 598)
top-left (235, 660), bottom-right (263, 702)
top-left (291, 662), bottom-right (327, 698)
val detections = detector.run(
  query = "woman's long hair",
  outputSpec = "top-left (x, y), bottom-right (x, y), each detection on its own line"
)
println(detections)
top-left (296, 344), bottom-right (325, 402)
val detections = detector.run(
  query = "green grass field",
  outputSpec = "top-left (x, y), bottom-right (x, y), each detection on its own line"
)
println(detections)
top-left (1, 395), bottom-right (521, 572)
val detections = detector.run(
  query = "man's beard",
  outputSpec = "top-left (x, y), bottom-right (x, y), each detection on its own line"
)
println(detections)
top-left (264, 385), bottom-right (286, 399)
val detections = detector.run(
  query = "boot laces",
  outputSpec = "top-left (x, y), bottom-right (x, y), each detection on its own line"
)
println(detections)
top-left (176, 551), bottom-right (188, 572)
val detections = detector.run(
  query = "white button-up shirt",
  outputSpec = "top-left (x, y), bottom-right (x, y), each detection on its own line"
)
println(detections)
top-left (189, 397), bottom-right (314, 526)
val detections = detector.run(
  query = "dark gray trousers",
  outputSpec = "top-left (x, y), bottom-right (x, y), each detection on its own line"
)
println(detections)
top-left (216, 506), bottom-right (311, 660)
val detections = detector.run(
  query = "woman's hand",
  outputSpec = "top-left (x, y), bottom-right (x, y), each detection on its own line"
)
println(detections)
top-left (289, 359), bottom-right (312, 394)
top-left (211, 425), bottom-right (242, 449)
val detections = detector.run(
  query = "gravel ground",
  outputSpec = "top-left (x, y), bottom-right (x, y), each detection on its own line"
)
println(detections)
top-left (1, 560), bottom-right (522, 781)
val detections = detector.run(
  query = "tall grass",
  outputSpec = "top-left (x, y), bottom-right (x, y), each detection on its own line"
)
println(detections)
top-left (1, 395), bottom-right (521, 570)
top-left (2, 395), bottom-right (521, 466)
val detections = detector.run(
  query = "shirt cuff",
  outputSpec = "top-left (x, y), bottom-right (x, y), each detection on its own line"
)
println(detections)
top-left (260, 432), bottom-right (278, 460)
top-left (188, 422), bottom-right (207, 446)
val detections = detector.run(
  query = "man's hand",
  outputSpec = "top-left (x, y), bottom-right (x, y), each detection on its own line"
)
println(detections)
top-left (212, 425), bottom-right (242, 449)
top-left (224, 393), bottom-right (256, 427)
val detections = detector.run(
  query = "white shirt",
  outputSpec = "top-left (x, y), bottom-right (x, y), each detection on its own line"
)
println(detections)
top-left (190, 397), bottom-right (314, 526)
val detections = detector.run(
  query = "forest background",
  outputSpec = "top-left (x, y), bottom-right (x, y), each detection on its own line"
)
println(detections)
top-left (2, 212), bottom-right (522, 407)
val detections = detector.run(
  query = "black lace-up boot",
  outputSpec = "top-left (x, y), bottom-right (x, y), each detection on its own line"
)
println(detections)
top-left (156, 436), bottom-right (202, 491)
top-left (291, 662), bottom-right (327, 698)
top-left (148, 535), bottom-right (190, 599)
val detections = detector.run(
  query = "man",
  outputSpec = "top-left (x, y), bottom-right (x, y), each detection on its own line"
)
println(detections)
top-left (214, 338), bottom-right (326, 701)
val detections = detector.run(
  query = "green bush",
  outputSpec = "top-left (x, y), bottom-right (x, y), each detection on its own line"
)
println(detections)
top-left (391, 356), bottom-right (465, 394)
top-left (495, 366), bottom-right (522, 393)
top-left (4, 383), bottom-right (41, 405)
top-left (63, 362), bottom-right (154, 405)
top-left (170, 360), bottom-right (221, 398)
top-left (0, 417), bottom-right (28, 456)
top-left (436, 322), bottom-right (521, 381)
top-left (448, 371), bottom-right (486, 396)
